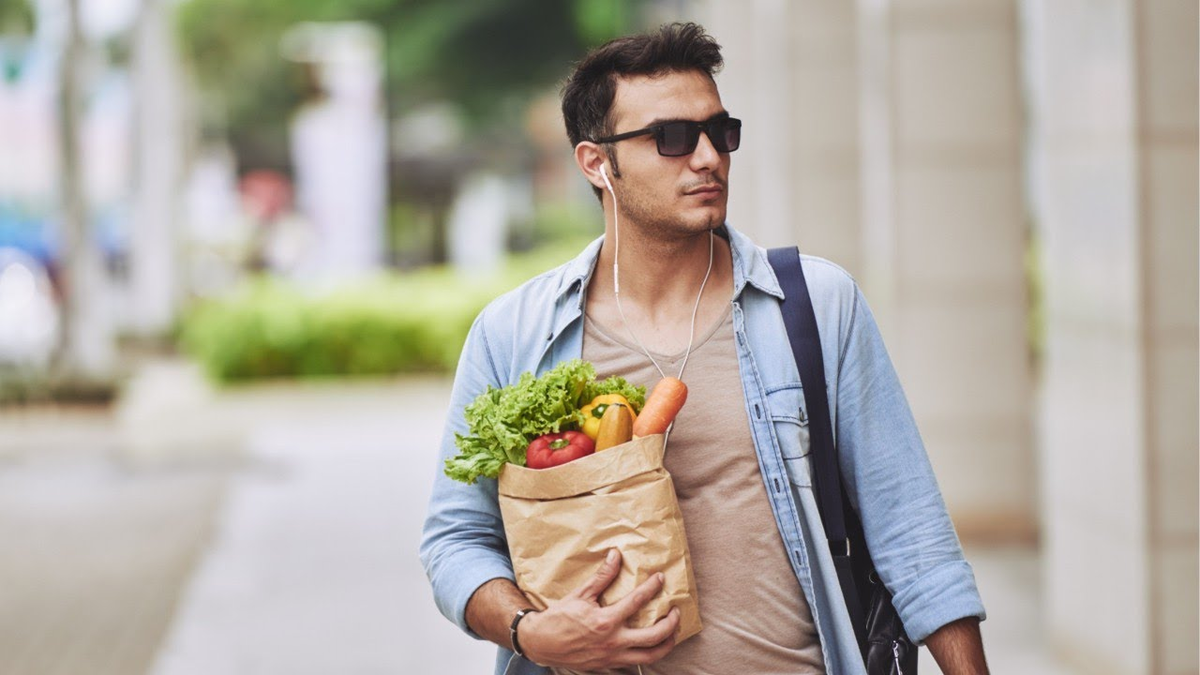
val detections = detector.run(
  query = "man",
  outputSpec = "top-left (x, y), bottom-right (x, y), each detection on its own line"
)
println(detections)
top-left (421, 23), bottom-right (988, 675)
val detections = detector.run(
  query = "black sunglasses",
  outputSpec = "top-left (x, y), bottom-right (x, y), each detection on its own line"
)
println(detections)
top-left (594, 117), bottom-right (742, 157)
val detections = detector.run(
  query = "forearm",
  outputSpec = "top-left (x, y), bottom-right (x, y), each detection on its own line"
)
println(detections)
top-left (924, 617), bottom-right (989, 675)
top-left (465, 577), bottom-right (536, 650)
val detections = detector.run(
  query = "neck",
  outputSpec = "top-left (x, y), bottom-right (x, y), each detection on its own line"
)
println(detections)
top-left (594, 214), bottom-right (728, 313)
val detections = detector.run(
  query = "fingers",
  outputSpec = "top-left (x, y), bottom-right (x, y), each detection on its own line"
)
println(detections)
top-left (574, 548), bottom-right (622, 601)
top-left (607, 570), bottom-right (665, 622)
top-left (620, 607), bottom-right (681, 649)
top-left (613, 611), bottom-right (680, 666)
top-left (620, 634), bottom-right (677, 666)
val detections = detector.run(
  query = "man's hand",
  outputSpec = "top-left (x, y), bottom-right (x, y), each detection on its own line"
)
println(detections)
top-left (519, 549), bottom-right (680, 669)
top-left (924, 617), bottom-right (989, 674)
top-left (463, 549), bottom-right (679, 670)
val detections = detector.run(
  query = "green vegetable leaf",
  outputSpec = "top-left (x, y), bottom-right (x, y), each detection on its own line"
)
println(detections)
top-left (444, 359), bottom-right (604, 484)
top-left (582, 375), bottom-right (646, 413)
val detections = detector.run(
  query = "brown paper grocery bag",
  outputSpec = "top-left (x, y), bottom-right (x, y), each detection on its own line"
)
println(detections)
top-left (497, 433), bottom-right (702, 644)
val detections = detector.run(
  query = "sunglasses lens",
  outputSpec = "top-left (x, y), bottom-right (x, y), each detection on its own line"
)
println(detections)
top-left (711, 119), bottom-right (741, 153)
top-left (652, 119), bottom-right (742, 156)
top-left (657, 122), bottom-right (699, 157)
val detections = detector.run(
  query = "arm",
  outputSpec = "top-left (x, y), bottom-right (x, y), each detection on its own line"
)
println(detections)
top-left (419, 312), bottom-right (522, 636)
top-left (830, 284), bottom-right (987, 641)
top-left (925, 617), bottom-right (989, 674)
top-left (465, 550), bottom-right (680, 670)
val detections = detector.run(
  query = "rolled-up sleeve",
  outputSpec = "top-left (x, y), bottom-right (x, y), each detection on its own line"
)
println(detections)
top-left (834, 287), bottom-right (986, 644)
top-left (419, 309), bottom-right (517, 638)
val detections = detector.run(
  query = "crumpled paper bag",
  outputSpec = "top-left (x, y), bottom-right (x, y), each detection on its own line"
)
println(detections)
top-left (497, 433), bottom-right (702, 644)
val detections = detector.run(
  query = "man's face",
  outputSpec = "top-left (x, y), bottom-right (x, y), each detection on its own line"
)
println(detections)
top-left (605, 70), bottom-right (731, 238)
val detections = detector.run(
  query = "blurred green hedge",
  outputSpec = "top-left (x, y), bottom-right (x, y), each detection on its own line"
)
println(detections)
top-left (180, 238), bottom-right (594, 383)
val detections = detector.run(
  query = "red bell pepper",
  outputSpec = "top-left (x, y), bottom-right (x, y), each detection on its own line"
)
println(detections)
top-left (525, 431), bottom-right (595, 469)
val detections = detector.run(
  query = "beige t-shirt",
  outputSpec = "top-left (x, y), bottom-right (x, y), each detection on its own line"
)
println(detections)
top-left (557, 304), bottom-right (825, 675)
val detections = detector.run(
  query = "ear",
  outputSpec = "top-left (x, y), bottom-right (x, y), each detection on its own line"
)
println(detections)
top-left (574, 141), bottom-right (608, 191)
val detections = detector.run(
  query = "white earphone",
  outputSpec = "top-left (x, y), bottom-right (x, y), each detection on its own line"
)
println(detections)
top-left (595, 156), bottom-right (714, 401)
top-left (601, 162), bottom-right (620, 295)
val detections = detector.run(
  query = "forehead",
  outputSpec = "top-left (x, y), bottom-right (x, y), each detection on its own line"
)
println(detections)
top-left (609, 70), bottom-right (725, 129)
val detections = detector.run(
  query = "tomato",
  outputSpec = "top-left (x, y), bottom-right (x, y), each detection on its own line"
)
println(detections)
top-left (525, 431), bottom-right (595, 469)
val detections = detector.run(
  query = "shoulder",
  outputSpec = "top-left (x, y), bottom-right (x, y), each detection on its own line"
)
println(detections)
top-left (787, 253), bottom-right (864, 317)
top-left (467, 251), bottom-right (591, 381)
top-left (793, 254), bottom-right (865, 360)
top-left (797, 254), bottom-right (860, 307)
top-left (479, 267), bottom-right (558, 320)
top-left (476, 259), bottom-right (577, 331)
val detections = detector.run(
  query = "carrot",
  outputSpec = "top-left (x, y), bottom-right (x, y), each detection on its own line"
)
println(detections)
top-left (632, 377), bottom-right (688, 437)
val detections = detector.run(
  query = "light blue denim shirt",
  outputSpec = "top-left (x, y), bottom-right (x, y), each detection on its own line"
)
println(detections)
top-left (420, 224), bottom-right (985, 675)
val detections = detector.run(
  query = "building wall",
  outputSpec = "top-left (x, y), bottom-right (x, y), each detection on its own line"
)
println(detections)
top-left (871, 0), bottom-right (1034, 541)
top-left (1025, 0), bottom-right (1199, 671)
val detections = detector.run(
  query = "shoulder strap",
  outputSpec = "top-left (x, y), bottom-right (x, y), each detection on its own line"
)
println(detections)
top-left (766, 247), bottom-right (847, 551)
top-left (766, 247), bottom-right (867, 646)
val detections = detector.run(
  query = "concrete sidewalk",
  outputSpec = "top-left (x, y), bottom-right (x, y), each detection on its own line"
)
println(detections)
top-left (0, 361), bottom-right (1076, 674)
top-left (147, 372), bottom-right (496, 674)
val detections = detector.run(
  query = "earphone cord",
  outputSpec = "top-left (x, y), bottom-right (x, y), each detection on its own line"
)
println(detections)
top-left (611, 185), bottom-right (714, 384)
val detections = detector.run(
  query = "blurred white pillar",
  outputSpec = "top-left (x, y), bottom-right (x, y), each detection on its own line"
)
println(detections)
top-left (1025, 0), bottom-right (1199, 671)
top-left (287, 23), bottom-right (387, 282)
top-left (448, 171), bottom-right (507, 277)
top-left (863, 0), bottom-right (1033, 540)
top-left (694, 1), bottom-right (862, 270)
top-left (129, 0), bottom-right (184, 335)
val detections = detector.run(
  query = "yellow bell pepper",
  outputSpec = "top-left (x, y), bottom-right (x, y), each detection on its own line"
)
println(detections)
top-left (580, 394), bottom-right (637, 440)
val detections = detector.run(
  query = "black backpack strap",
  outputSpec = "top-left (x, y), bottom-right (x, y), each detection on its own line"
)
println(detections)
top-left (766, 246), bottom-right (868, 648)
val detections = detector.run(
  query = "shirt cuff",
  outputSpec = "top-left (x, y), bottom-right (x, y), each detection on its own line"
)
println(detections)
top-left (892, 559), bottom-right (987, 644)
top-left (439, 554), bottom-right (518, 639)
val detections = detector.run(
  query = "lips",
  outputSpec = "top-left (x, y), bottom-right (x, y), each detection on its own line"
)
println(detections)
top-left (685, 185), bottom-right (724, 196)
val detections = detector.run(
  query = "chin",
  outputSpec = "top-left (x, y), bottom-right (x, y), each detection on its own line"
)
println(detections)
top-left (695, 206), bottom-right (727, 231)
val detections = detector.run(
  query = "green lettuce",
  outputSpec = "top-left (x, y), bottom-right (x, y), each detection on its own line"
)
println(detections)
top-left (444, 359), bottom-right (646, 484)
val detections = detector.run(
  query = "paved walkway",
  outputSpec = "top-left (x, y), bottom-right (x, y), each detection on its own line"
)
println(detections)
top-left (0, 360), bottom-right (1076, 674)
top-left (0, 404), bottom-right (227, 675)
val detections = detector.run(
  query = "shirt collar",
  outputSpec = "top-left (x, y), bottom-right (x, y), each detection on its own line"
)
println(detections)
top-left (553, 223), bottom-right (785, 304)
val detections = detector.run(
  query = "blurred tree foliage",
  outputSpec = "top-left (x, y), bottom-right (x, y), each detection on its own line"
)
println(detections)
top-left (0, 0), bottom-right (34, 84)
top-left (176, 0), bottom-right (639, 169)
top-left (0, 0), bottom-right (34, 35)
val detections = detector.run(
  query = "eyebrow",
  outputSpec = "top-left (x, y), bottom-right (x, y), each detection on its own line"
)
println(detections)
top-left (640, 110), bottom-right (731, 128)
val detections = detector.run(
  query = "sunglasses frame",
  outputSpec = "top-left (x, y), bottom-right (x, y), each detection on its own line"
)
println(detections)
top-left (593, 117), bottom-right (742, 157)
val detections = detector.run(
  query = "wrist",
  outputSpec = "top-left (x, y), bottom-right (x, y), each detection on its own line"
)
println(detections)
top-left (510, 607), bottom-right (540, 661)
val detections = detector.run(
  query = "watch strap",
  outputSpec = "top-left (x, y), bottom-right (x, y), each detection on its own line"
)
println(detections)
top-left (509, 608), bottom-right (538, 658)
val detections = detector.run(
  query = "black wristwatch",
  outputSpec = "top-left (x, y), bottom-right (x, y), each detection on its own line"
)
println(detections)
top-left (509, 608), bottom-right (539, 659)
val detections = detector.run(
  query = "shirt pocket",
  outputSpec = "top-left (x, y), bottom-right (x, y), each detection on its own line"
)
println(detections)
top-left (765, 383), bottom-right (812, 487)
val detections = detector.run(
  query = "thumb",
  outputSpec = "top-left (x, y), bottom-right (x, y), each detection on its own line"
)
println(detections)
top-left (575, 549), bottom-right (622, 601)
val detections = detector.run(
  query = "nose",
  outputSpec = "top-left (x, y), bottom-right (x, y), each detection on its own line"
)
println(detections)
top-left (688, 128), bottom-right (721, 172)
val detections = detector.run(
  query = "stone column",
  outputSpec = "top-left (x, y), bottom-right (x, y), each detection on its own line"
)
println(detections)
top-left (863, 0), bottom-right (1034, 540)
top-left (1025, 0), bottom-right (1199, 671)
top-left (693, 0), bottom-right (862, 274)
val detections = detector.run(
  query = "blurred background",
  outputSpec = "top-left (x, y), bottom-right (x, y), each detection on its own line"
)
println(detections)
top-left (0, 0), bottom-right (1195, 673)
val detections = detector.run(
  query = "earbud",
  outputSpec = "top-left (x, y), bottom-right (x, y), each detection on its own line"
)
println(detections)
top-left (599, 162), bottom-right (613, 193)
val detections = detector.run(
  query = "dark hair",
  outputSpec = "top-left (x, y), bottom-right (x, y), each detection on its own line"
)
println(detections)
top-left (561, 23), bottom-right (724, 196)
